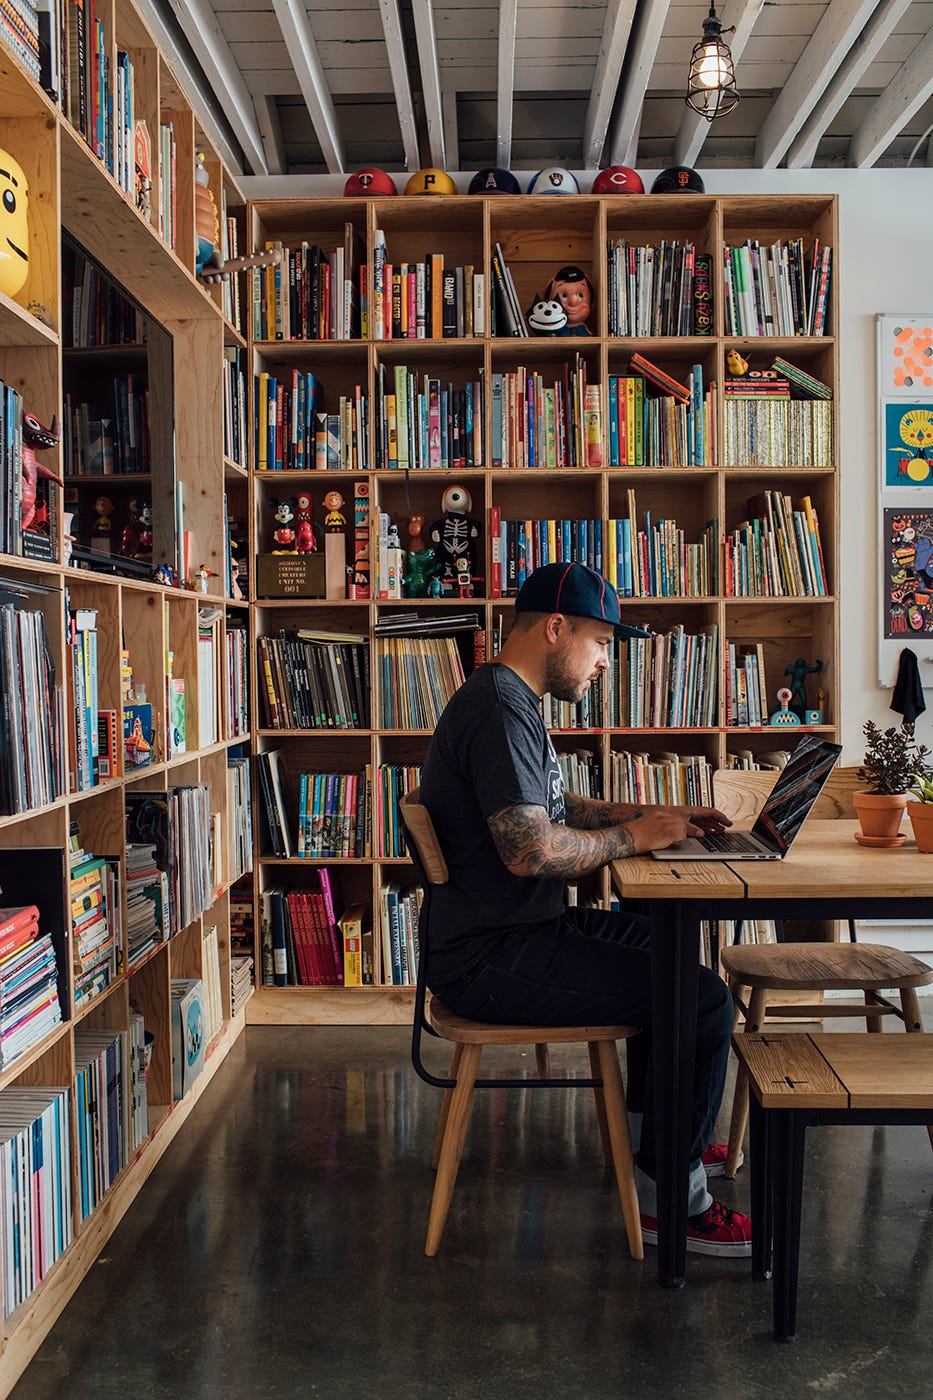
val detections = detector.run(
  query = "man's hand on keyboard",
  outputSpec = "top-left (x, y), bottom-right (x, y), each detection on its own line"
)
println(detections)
top-left (624, 808), bottom-right (706, 854)
top-left (668, 805), bottom-right (732, 834)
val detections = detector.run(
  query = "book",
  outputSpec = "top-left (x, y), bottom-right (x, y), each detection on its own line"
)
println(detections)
top-left (628, 353), bottom-right (691, 404)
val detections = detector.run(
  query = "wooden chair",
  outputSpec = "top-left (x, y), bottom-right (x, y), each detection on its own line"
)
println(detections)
top-left (399, 789), bottom-right (644, 1260)
top-left (713, 765), bottom-right (933, 1176)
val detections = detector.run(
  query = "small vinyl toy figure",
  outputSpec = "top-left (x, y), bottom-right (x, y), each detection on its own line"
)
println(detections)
top-left (403, 515), bottom-right (443, 598)
top-left (726, 348), bottom-right (749, 376)
top-left (271, 499), bottom-right (297, 552)
top-left (386, 522), bottom-right (402, 550)
top-left (527, 297), bottom-right (569, 336)
top-left (135, 502), bottom-right (153, 560)
top-left (430, 484), bottom-right (481, 596)
top-left (407, 514), bottom-right (427, 552)
top-left (193, 563), bottom-right (218, 594)
top-left (93, 494), bottom-right (114, 540)
top-left (294, 492), bottom-right (318, 553)
top-left (769, 685), bottom-right (801, 728)
top-left (230, 556), bottom-right (243, 601)
top-left (119, 498), bottom-right (142, 557)
top-left (21, 411), bottom-right (62, 531)
top-left (323, 490), bottom-right (346, 532)
top-left (543, 265), bottom-right (594, 335)
top-left (784, 656), bottom-right (823, 720)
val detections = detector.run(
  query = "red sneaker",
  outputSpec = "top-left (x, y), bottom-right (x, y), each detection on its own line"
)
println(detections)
top-left (701, 1142), bottom-right (743, 1177)
top-left (640, 1200), bottom-right (752, 1257)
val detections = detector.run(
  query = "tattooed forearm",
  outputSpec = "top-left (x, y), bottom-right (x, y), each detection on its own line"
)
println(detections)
top-left (564, 791), bottom-right (644, 830)
top-left (489, 803), bottom-right (638, 877)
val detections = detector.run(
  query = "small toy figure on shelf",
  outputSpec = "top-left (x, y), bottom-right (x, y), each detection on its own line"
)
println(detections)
top-left (386, 522), bottom-right (402, 550)
top-left (784, 656), bottom-right (823, 719)
top-left (0, 149), bottom-right (29, 300)
top-left (430, 484), bottom-right (482, 595)
top-left (271, 499), bottom-right (297, 552)
top-left (527, 297), bottom-right (569, 336)
top-left (323, 490), bottom-right (346, 532)
top-left (407, 514), bottom-right (427, 552)
top-left (92, 494), bottom-right (114, 552)
top-left (118, 498), bottom-right (141, 557)
top-left (726, 348), bottom-right (749, 376)
top-left (193, 563), bottom-right (218, 594)
top-left (294, 492), bottom-right (318, 553)
top-left (135, 502), bottom-right (153, 560)
top-left (134, 121), bottom-right (152, 221)
top-left (404, 513), bottom-right (443, 598)
top-left (194, 151), bottom-right (221, 277)
top-left (21, 411), bottom-right (62, 530)
top-left (769, 686), bottom-right (802, 727)
top-left (27, 301), bottom-right (53, 328)
top-left (543, 266), bottom-right (594, 335)
top-left (151, 561), bottom-right (177, 586)
top-left (230, 556), bottom-right (243, 601)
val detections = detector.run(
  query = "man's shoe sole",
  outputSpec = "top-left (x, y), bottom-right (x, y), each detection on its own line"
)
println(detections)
top-left (703, 1150), bottom-right (744, 1177)
top-left (640, 1224), bottom-right (752, 1258)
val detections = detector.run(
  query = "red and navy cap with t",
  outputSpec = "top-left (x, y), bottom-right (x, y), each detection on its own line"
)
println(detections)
top-left (343, 168), bottom-right (398, 196)
top-left (515, 562), bottom-right (651, 638)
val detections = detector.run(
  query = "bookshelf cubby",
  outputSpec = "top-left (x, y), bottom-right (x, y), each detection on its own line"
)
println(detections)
top-left (0, 12), bottom-right (252, 1389)
top-left (244, 190), bottom-right (839, 1028)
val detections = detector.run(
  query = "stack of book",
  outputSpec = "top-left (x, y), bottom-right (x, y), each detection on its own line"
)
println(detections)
top-left (251, 225), bottom-right (361, 341)
top-left (374, 364), bottom-right (484, 470)
top-left (67, 604), bottom-right (99, 792)
top-left (610, 625), bottom-right (719, 729)
top-left (490, 514), bottom-right (602, 597)
top-left (555, 749), bottom-right (602, 798)
top-left (0, 0), bottom-right (40, 81)
top-left (227, 755), bottom-right (253, 883)
top-left (0, 594), bottom-right (65, 814)
top-left (542, 672), bottom-right (605, 732)
top-left (125, 787), bottom-right (212, 937)
top-left (723, 360), bottom-right (832, 467)
top-left (201, 925), bottom-right (224, 1046)
top-left (376, 636), bottom-right (466, 730)
top-left (724, 237), bottom-right (832, 336)
top-left (726, 491), bottom-right (828, 597)
top-left (608, 361), bottom-right (713, 467)
top-left (64, 248), bottom-right (147, 347)
top-left (608, 492), bottom-right (718, 599)
top-left (257, 628), bottom-right (370, 730)
top-left (726, 642), bottom-right (770, 727)
top-left (372, 232), bottom-right (484, 339)
top-left (490, 358), bottom-right (595, 469)
top-left (0, 1084), bottom-right (72, 1321)
top-left (158, 120), bottom-right (176, 249)
top-left (609, 751), bottom-right (715, 807)
top-left (223, 349), bottom-right (248, 466)
top-left (262, 870), bottom-right (343, 987)
top-left (128, 1009), bottom-right (150, 1151)
top-left (0, 905), bottom-right (63, 1070)
top-left (254, 370), bottom-right (369, 472)
top-left (375, 763), bottom-right (422, 859)
top-left (69, 839), bottom-right (120, 1007)
top-left (296, 771), bottom-right (366, 860)
top-left (489, 243), bottom-right (528, 337)
top-left (606, 242), bottom-right (708, 337)
top-left (230, 954), bottom-right (254, 1015)
top-left (74, 1030), bottom-right (127, 1221)
top-left (125, 843), bottom-right (169, 968)
top-left (378, 884), bottom-right (422, 986)
top-left (225, 623), bottom-right (249, 735)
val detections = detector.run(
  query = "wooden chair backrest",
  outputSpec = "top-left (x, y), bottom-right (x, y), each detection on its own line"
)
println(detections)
top-left (400, 788), bottom-right (449, 886)
top-left (713, 763), bottom-right (861, 824)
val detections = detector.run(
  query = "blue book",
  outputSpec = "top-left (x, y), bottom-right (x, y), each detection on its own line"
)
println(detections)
top-left (621, 517), bottom-right (632, 596)
top-left (491, 373), bottom-right (503, 466)
top-left (464, 381), bottom-right (474, 466)
top-left (270, 891), bottom-right (288, 986)
top-left (594, 518), bottom-right (602, 576)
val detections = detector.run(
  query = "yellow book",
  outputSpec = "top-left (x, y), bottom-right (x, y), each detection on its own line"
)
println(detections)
top-left (606, 519), bottom-right (618, 589)
top-left (547, 517), bottom-right (558, 565)
top-left (386, 394), bottom-right (398, 468)
top-left (340, 903), bottom-right (366, 987)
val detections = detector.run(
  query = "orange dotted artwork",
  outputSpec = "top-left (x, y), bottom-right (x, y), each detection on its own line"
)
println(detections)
top-left (881, 317), bottom-right (933, 394)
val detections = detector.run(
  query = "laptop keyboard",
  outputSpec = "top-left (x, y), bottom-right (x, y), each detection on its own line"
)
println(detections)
top-left (699, 830), bottom-right (765, 854)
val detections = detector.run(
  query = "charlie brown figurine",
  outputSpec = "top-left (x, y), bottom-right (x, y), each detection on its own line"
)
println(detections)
top-left (323, 490), bottom-right (345, 532)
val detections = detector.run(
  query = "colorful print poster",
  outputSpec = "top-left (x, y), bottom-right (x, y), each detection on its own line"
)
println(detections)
top-left (883, 402), bottom-right (933, 485)
top-left (878, 316), bottom-right (933, 396)
top-left (883, 508), bottom-right (933, 637)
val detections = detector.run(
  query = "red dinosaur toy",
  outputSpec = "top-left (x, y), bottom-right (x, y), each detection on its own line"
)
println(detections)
top-left (21, 412), bottom-right (63, 531)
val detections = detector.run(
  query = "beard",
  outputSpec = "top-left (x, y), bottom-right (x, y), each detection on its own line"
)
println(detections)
top-left (544, 650), bottom-right (590, 704)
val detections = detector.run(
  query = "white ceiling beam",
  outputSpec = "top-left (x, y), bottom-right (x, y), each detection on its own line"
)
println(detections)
top-left (255, 95), bottom-right (288, 176)
top-left (850, 29), bottom-right (933, 167)
top-left (411, 0), bottom-right (446, 170)
top-left (497, 0), bottom-right (518, 169)
top-left (786, 0), bottom-right (914, 168)
top-left (675, 0), bottom-right (766, 169)
top-left (378, 0), bottom-right (421, 170)
top-left (583, 0), bottom-right (638, 170)
top-left (755, 0), bottom-right (879, 169)
top-left (135, 0), bottom-right (267, 175)
top-left (271, 0), bottom-right (345, 173)
top-left (607, 0), bottom-right (671, 168)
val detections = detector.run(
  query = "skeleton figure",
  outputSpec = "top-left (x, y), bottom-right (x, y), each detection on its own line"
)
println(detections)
top-left (429, 484), bottom-right (481, 594)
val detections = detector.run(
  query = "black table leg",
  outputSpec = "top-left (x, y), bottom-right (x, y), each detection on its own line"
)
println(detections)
top-left (650, 898), bottom-right (700, 1288)
top-left (749, 1093), bottom-right (772, 1280)
top-left (770, 1109), bottom-right (806, 1342)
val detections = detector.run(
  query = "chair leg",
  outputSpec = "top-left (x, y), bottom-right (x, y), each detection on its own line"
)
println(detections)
top-left (425, 1042), bottom-right (482, 1257)
top-left (725, 987), bottom-right (769, 1178)
top-left (865, 990), bottom-right (883, 1032)
top-left (594, 1040), bottom-right (644, 1260)
top-left (431, 1044), bottom-right (464, 1170)
top-left (898, 988), bottom-right (933, 1151)
top-left (729, 978), bottom-right (749, 1033)
top-left (588, 1041), bottom-right (613, 1168)
top-left (535, 1043), bottom-right (552, 1078)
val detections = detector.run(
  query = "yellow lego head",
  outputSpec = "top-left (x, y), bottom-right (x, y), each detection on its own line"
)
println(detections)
top-left (0, 149), bottom-right (29, 299)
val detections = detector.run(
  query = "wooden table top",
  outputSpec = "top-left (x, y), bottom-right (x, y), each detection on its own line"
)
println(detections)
top-left (734, 1032), bottom-right (933, 1109)
top-left (611, 820), bottom-right (933, 903)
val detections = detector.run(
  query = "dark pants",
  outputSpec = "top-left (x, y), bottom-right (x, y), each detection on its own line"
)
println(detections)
top-left (434, 905), bottom-right (733, 1178)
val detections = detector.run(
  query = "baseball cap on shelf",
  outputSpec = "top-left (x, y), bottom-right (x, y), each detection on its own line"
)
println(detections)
top-left (650, 166), bottom-right (705, 194)
top-left (404, 168), bottom-right (456, 195)
top-left (527, 167), bottom-right (580, 196)
top-left (591, 166), bottom-right (644, 195)
top-left (343, 168), bottom-right (398, 196)
top-left (468, 167), bottom-right (522, 195)
top-left (515, 562), bottom-right (651, 638)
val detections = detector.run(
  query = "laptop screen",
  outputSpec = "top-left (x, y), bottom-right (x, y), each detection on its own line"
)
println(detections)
top-left (751, 736), bottom-right (844, 853)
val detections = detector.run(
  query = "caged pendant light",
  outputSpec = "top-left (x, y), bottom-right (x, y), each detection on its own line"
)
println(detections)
top-left (685, 5), bottom-right (740, 120)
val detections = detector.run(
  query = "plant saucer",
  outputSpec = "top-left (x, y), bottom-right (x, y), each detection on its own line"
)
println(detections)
top-left (853, 831), bottom-right (907, 848)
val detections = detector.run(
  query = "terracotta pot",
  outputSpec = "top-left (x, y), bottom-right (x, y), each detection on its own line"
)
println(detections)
top-left (853, 790), bottom-right (908, 840)
top-left (909, 802), bottom-right (933, 852)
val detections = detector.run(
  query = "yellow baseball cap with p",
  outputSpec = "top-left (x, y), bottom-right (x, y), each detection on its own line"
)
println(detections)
top-left (404, 168), bottom-right (456, 196)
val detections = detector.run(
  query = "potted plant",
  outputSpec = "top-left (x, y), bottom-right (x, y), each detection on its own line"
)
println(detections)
top-left (909, 773), bottom-right (933, 852)
top-left (855, 720), bottom-right (931, 843)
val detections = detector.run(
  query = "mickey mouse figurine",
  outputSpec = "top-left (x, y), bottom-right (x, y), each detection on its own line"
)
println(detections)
top-left (430, 484), bottom-right (481, 596)
top-left (271, 498), bottom-right (297, 553)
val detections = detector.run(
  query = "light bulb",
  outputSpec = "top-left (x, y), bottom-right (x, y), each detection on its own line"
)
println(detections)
top-left (697, 44), bottom-right (727, 87)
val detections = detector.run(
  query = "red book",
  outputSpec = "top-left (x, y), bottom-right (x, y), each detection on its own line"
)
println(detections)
top-left (317, 868), bottom-right (343, 983)
top-left (0, 909), bottom-right (39, 960)
top-left (306, 893), bottom-right (333, 984)
top-left (490, 504), bottom-right (501, 597)
top-left (629, 352), bottom-right (691, 404)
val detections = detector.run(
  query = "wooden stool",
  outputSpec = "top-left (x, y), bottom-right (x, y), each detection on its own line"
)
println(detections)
top-left (721, 941), bottom-right (933, 1176)
top-left (425, 998), bottom-right (644, 1259)
top-left (736, 1031), bottom-right (933, 1341)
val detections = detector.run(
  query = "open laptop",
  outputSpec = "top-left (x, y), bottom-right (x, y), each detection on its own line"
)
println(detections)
top-left (652, 735), bottom-right (843, 861)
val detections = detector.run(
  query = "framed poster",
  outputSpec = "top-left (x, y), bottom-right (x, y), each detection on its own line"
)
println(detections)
top-left (877, 315), bottom-right (933, 682)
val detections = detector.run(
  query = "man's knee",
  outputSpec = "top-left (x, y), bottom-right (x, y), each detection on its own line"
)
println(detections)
top-left (697, 967), bottom-right (734, 1045)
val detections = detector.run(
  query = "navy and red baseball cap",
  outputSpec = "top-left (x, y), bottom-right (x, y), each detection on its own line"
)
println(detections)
top-left (515, 562), bottom-right (651, 637)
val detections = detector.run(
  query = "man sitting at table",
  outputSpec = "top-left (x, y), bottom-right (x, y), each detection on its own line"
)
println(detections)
top-left (420, 561), bottom-right (752, 1257)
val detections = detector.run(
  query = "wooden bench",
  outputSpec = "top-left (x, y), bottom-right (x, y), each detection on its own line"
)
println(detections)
top-left (735, 1031), bottom-right (933, 1341)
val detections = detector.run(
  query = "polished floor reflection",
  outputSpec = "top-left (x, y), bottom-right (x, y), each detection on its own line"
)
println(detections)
top-left (11, 1024), bottom-right (933, 1400)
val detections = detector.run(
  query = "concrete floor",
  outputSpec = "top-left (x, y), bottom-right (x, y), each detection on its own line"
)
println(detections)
top-left (10, 1023), bottom-right (933, 1400)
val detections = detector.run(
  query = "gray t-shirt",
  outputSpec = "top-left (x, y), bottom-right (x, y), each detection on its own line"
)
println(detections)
top-left (419, 662), bottom-right (566, 987)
